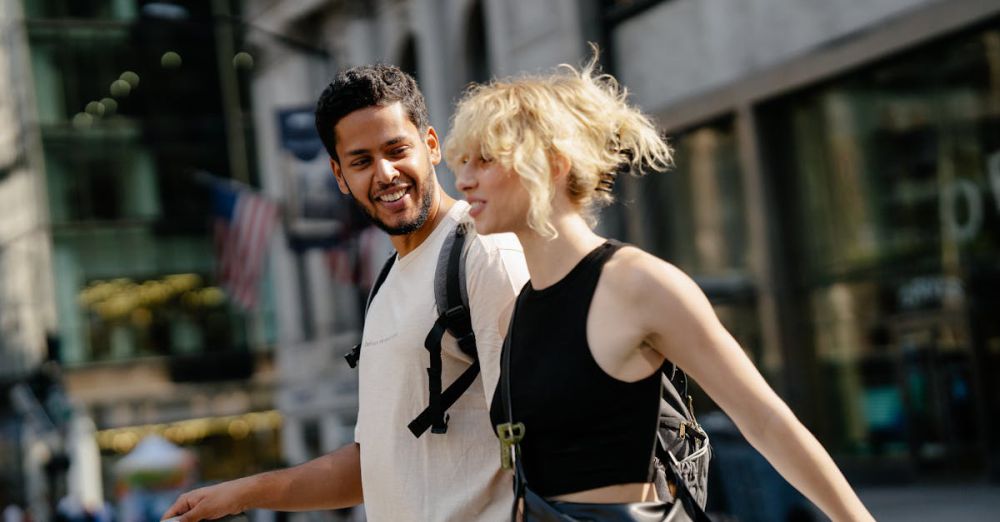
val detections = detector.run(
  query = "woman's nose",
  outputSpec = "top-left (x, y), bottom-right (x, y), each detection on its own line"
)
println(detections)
top-left (455, 165), bottom-right (477, 193)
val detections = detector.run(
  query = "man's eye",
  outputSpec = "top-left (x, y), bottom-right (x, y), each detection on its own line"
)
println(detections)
top-left (390, 146), bottom-right (409, 156)
top-left (351, 158), bottom-right (370, 167)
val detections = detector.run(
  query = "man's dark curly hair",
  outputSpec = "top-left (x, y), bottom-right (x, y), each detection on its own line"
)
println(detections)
top-left (315, 64), bottom-right (430, 162)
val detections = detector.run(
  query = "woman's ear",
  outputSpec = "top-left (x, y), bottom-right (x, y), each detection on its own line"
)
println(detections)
top-left (551, 153), bottom-right (572, 186)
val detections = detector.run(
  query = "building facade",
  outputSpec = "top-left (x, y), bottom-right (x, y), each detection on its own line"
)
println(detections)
top-left (1, 0), bottom-right (64, 514)
top-left (2, 0), bottom-right (289, 516)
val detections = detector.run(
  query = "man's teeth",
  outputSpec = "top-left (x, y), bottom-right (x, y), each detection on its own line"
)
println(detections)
top-left (470, 201), bottom-right (484, 209)
top-left (379, 189), bottom-right (406, 202)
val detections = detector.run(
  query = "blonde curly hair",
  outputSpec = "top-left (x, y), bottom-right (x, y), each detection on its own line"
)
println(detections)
top-left (444, 48), bottom-right (673, 238)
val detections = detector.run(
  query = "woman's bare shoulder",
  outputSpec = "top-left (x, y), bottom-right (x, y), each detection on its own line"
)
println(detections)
top-left (602, 245), bottom-right (701, 304)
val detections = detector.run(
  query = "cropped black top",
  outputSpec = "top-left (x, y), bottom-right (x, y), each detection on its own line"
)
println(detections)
top-left (489, 240), bottom-right (664, 498)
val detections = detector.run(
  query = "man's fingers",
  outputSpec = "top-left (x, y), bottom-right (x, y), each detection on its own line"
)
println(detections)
top-left (162, 502), bottom-right (185, 519)
top-left (177, 503), bottom-right (215, 522)
top-left (162, 494), bottom-right (195, 520)
top-left (162, 486), bottom-right (236, 522)
top-left (174, 505), bottom-right (198, 522)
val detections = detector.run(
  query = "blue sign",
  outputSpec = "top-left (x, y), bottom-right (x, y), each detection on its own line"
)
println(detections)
top-left (277, 106), bottom-right (325, 161)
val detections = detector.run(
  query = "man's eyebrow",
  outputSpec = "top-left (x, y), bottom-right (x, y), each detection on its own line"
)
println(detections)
top-left (345, 136), bottom-right (408, 157)
top-left (384, 136), bottom-right (407, 147)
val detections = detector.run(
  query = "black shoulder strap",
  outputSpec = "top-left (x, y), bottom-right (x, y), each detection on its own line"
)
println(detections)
top-left (344, 252), bottom-right (396, 368)
top-left (367, 253), bottom-right (398, 313)
top-left (408, 222), bottom-right (482, 437)
top-left (502, 293), bottom-right (528, 498)
top-left (433, 222), bottom-right (475, 355)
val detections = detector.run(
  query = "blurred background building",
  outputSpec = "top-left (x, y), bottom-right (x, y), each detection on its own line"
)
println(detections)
top-left (1, 0), bottom-right (289, 519)
top-left (2, 0), bottom-right (999, 520)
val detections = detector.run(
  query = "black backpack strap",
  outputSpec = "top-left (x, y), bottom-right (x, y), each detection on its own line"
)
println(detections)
top-left (408, 222), bottom-right (481, 437)
top-left (407, 359), bottom-right (480, 436)
top-left (344, 252), bottom-right (397, 368)
top-left (435, 222), bottom-right (476, 356)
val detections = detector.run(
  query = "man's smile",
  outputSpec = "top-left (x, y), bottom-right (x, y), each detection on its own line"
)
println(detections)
top-left (373, 184), bottom-right (413, 211)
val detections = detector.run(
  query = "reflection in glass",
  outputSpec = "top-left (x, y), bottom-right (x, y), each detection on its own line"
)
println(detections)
top-left (639, 118), bottom-right (748, 276)
top-left (77, 274), bottom-right (241, 361)
top-left (761, 23), bottom-right (1000, 475)
top-left (629, 118), bottom-right (763, 386)
top-left (23, 0), bottom-right (273, 365)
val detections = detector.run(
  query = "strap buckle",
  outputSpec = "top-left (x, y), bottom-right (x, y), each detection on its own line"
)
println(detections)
top-left (443, 305), bottom-right (476, 355)
top-left (431, 413), bottom-right (450, 434)
top-left (443, 305), bottom-right (470, 324)
top-left (677, 420), bottom-right (707, 443)
top-left (345, 344), bottom-right (361, 368)
top-left (454, 332), bottom-right (477, 354)
top-left (496, 422), bottom-right (526, 470)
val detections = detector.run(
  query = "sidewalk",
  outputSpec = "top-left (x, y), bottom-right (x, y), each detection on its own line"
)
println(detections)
top-left (858, 484), bottom-right (1000, 521)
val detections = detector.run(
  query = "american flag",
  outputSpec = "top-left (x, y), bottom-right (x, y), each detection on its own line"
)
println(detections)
top-left (210, 180), bottom-right (280, 310)
top-left (326, 225), bottom-right (381, 288)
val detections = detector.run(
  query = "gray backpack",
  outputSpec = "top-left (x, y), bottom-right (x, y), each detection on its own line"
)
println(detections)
top-left (654, 367), bottom-right (712, 514)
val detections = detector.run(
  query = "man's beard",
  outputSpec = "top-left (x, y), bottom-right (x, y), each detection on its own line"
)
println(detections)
top-left (356, 175), bottom-right (435, 236)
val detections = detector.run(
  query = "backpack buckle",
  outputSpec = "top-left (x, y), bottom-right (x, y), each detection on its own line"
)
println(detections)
top-left (431, 413), bottom-right (450, 434)
top-left (455, 332), bottom-right (477, 354)
top-left (444, 305), bottom-right (469, 324)
top-left (443, 305), bottom-right (476, 355)
top-left (345, 344), bottom-right (361, 368)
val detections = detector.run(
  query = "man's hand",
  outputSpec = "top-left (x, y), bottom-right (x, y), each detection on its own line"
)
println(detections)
top-left (162, 478), bottom-right (250, 522)
top-left (161, 443), bottom-right (362, 520)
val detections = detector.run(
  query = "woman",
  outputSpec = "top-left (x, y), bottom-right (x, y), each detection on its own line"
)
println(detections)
top-left (444, 54), bottom-right (875, 521)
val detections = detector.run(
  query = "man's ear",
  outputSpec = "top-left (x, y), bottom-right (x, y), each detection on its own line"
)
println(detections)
top-left (425, 127), bottom-right (442, 165)
top-left (330, 158), bottom-right (350, 195)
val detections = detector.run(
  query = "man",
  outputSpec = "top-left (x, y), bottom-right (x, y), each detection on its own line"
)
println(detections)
top-left (163, 65), bottom-right (527, 521)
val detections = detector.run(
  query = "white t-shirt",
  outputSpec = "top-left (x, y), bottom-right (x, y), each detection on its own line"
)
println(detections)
top-left (355, 201), bottom-right (528, 522)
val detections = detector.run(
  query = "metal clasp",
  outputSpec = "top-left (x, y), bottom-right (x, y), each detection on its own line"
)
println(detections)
top-left (496, 422), bottom-right (525, 470)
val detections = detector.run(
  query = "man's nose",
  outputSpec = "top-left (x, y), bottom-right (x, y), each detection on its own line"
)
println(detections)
top-left (374, 158), bottom-right (398, 183)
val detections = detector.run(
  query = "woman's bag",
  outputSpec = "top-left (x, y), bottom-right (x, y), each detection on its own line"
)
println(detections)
top-left (653, 369), bottom-right (712, 509)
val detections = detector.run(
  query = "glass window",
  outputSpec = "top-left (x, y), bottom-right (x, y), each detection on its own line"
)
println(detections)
top-left (0, 417), bottom-right (24, 508)
top-left (29, 0), bottom-right (273, 365)
top-left (465, 0), bottom-right (490, 85)
top-left (23, 0), bottom-right (135, 21)
top-left (636, 117), bottom-right (749, 276)
top-left (398, 35), bottom-right (419, 83)
top-left (77, 273), bottom-right (243, 360)
top-left (760, 20), bottom-right (1000, 474)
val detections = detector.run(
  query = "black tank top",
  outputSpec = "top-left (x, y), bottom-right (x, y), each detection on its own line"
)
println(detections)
top-left (490, 240), bottom-right (664, 498)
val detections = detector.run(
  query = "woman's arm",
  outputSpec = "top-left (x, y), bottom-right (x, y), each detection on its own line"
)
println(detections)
top-left (613, 250), bottom-right (874, 522)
